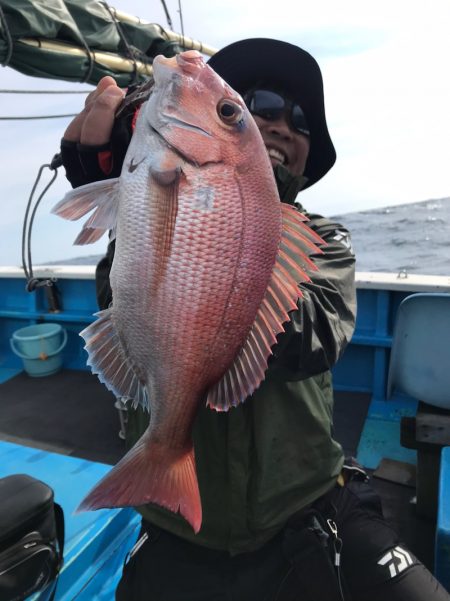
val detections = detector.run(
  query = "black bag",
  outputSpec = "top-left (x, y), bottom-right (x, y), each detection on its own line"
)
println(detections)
top-left (0, 475), bottom-right (64, 601)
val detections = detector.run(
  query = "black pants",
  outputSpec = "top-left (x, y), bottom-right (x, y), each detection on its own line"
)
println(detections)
top-left (116, 480), bottom-right (450, 601)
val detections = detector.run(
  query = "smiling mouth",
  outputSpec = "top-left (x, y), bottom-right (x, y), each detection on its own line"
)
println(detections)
top-left (267, 147), bottom-right (287, 166)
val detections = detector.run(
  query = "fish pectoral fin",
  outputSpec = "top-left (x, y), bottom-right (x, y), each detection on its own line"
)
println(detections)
top-left (80, 308), bottom-right (148, 410)
top-left (77, 436), bottom-right (202, 534)
top-left (207, 204), bottom-right (326, 412)
top-left (148, 151), bottom-right (182, 186)
top-left (51, 178), bottom-right (120, 245)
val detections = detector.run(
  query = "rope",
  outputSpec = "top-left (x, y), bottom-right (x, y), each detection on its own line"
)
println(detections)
top-left (160, 0), bottom-right (174, 30)
top-left (0, 114), bottom-right (77, 120)
top-left (0, 89), bottom-right (90, 94)
top-left (177, 0), bottom-right (185, 48)
top-left (22, 162), bottom-right (59, 292)
top-left (65, 9), bottom-right (95, 83)
top-left (0, 5), bottom-right (13, 67)
top-left (100, 1), bottom-right (140, 85)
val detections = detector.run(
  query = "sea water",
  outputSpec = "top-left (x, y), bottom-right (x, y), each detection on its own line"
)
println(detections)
top-left (58, 197), bottom-right (450, 277)
top-left (333, 197), bottom-right (450, 276)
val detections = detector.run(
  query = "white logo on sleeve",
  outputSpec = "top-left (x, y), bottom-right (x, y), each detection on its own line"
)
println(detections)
top-left (377, 546), bottom-right (413, 578)
top-left (332, 230), bottom-right (354, 254)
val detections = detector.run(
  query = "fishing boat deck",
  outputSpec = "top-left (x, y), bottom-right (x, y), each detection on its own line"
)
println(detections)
top-left (0, 369), bottom-right (123, 464)
top-left (0, 368), bottom-right (436, 572)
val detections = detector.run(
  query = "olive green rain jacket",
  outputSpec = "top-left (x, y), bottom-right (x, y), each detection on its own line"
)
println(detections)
top-left (124, 202), bottom-right (357, 555)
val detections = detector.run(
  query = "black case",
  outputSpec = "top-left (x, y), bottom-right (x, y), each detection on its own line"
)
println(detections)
top-left (0, 475), bottom-right (64, 601)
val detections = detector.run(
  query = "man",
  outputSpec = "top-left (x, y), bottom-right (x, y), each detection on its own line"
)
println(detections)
top-left (61, 38), bottom-right (449, 600)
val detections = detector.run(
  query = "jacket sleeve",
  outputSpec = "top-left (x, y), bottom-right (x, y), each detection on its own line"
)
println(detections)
top-left (272, 210), bottom-right (357, 378)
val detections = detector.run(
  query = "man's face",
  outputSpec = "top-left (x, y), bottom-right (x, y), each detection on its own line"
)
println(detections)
top-left (243, 89), bottom-right (311, 178)
top-left (252, 113), bottom-right (310, 178)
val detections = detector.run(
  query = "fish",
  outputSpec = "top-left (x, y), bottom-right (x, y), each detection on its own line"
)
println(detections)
top-left (51, 49), bottom-right (325, 533)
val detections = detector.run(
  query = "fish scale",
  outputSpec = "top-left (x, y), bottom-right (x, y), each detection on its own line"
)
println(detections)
top-left (51, 49), bottom-right (325, 533)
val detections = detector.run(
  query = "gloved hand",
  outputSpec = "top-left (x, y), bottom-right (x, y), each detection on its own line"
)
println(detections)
top-left (60, 76), bottom-right (131, 188)
top-left (58, 76), bottom-right (153, 311)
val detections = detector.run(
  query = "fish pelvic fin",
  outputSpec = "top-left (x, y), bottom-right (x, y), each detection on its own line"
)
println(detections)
top-left (81, 308), bottom-right (148, 410)
top-left (77, 436), bottom-right (202, 533)
top-left (207, 204), bottom-right (326, 411)
top-left (51, 178), bottom-right (120, 245)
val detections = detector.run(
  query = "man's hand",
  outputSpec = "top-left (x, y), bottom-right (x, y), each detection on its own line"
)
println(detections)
top-left (61, 76), bottom-right (131, 188)
top-left (64, 76), bottom-right (124, 145)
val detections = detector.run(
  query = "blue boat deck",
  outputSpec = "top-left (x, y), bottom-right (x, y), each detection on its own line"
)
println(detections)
top-left (0, 439), bottom-right (140, 600)
top-left (1, 266), bottom-right (450, 595)
top-left (0, 368), bottom-right (124, 465)
top-left (0, 367), bottom-right (435, 577)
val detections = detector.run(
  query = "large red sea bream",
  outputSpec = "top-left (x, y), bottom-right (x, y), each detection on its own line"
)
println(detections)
top-left (52, 50), bottom-right (325, 533)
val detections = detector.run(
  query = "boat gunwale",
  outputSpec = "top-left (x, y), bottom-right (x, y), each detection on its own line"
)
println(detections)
top-left (1, 265), bottom-right (449, 292)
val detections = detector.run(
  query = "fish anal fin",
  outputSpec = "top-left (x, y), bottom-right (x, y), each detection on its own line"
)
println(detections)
top-left (206, 204), bottom-right (325, 412)
top-left (80, 308), bottom-right (147, 409)
top-left (77, 436), bottom-right (202, 534)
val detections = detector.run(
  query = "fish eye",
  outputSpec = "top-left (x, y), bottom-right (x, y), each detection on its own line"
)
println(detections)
top-left (217, 99), bottom-right (243, 125)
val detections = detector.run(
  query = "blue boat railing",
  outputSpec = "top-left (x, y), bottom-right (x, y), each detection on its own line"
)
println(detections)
top-left (2, 266), bottom-right (449, 387)
top-left (1, 266), bottom-right (450, 593)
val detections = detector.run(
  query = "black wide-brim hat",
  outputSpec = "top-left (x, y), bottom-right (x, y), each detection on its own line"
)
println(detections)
top-left (207, 38), bottom-right (336, 188)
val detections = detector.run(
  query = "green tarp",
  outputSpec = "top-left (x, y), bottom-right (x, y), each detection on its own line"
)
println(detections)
top-left (0, 0), bottom-right (181, 85)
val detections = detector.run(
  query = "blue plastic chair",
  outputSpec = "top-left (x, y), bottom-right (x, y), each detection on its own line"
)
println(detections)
top-left (387, 293), bottom-right (450, 409)
top-left (388, 292), bottom-right (450, 589)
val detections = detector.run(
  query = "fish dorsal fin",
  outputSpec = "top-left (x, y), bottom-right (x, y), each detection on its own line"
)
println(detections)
top-left (206, 204), bottom-right (325, 411)
top-left (51, 178), bottom-right (120, 245)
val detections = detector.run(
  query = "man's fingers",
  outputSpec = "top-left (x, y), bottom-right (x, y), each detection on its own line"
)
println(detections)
top-left (80, 86), bottom-right (125, 145)
top-left (84, 76), bottom-right (120, 108)
top-left (63, 108), bottom-right (90, 142)
top-left (63, 77), bottom-right (124, 144)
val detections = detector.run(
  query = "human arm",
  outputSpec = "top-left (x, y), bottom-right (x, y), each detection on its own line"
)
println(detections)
top-left (60, 77), bottom-right (136, 308)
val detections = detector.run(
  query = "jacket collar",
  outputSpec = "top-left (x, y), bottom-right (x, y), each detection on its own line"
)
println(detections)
top-left (274, 164), bottom-right (309, 205)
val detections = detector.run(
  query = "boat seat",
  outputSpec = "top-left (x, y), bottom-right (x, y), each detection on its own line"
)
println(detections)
top-left (387, 293), bottom-right (450, 588)
top-left (387, 292), bottom-right (450, 412)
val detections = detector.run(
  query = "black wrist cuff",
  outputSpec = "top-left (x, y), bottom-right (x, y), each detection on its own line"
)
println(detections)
top-left (60, 138), bottom-right (85, 188)
top-left (77, 142), bottom-right (114, 182)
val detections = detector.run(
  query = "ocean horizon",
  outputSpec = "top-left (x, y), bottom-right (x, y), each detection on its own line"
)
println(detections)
top-left (47, 196), bottom-right (450, 277)
top-left (333, 196), bottom-right (450, 276)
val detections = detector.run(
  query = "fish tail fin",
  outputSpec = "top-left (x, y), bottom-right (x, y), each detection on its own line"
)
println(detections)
top-left (77, 435), bottom-right (202, 533)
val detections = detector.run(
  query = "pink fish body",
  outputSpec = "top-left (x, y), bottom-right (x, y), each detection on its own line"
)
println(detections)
top-left (52, 50), bottom-right (324, 533)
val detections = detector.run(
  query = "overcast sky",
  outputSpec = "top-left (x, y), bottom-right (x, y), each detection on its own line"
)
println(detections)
top-left (1, 0), bottom-right (449, 265)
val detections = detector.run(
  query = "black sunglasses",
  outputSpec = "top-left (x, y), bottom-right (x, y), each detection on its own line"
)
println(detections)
top-left (243, 89), bottom-right (310, 136)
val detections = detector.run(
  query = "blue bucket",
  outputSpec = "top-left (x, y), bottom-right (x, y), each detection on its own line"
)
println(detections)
top-left (10, 323), bottom-right (68, 377)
